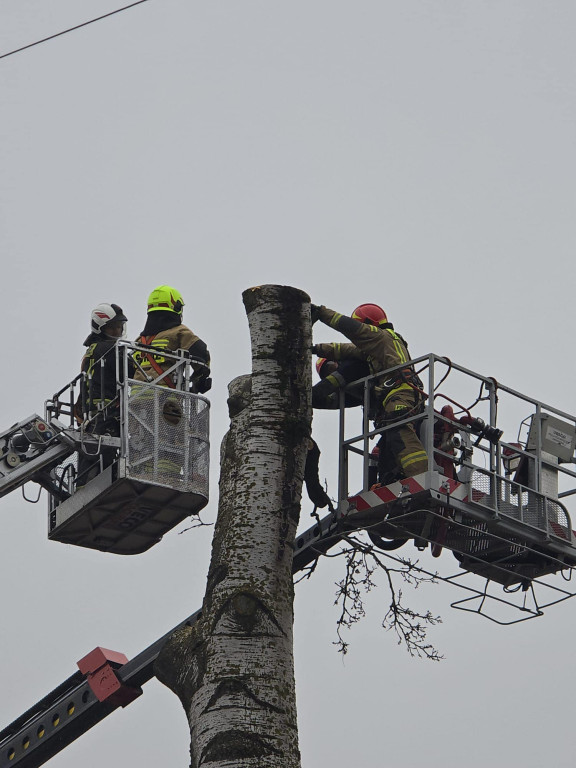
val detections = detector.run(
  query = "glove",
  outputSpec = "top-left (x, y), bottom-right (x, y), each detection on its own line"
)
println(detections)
top-left (196, 377), bottom-right (212, 394)
top-left (311, 345), bottom-right (319, 355)
top-left (310, 304), bottom-right (321, 325)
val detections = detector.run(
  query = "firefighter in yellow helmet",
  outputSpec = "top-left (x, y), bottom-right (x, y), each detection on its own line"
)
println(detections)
top-left (311, 302), bottom-right (427, 484)
top-left (134, 286), bottom-right (211, 393)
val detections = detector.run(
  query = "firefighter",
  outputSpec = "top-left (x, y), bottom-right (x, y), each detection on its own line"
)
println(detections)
top-left (312, 356), bottom-right (370, 409)
top-left (77, 303), bottom-right (133, 486)
top-left (133, 285), bottom-right (211, 393)
top-left (311, 302), bottom-right (428, 484)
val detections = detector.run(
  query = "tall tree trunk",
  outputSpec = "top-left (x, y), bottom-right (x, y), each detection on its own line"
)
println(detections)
top-left (156, 284), bottom-right (311, 768)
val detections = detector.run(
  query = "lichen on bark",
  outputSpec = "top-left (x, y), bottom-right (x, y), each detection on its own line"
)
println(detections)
top-left (156, 285), bottom-right (311, 768)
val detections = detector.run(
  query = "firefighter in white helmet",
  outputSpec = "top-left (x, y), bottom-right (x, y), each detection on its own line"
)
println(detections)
top-left (76, 303), bottom-right (134, 486)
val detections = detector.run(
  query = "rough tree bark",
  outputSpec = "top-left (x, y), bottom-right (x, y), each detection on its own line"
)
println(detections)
top-left (156, 284), bottom-right (311, 768)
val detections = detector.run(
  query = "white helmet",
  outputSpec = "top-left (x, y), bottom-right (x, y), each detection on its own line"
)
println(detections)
top-left (90, 303), bottom-right (127, 336)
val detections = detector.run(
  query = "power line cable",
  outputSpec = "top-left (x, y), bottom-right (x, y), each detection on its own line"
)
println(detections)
top-left (0, 0), bottom-right (152, 61)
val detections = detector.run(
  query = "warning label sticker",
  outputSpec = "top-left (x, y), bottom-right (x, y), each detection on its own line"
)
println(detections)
top-left (545, 425), bottom-right (574, 450)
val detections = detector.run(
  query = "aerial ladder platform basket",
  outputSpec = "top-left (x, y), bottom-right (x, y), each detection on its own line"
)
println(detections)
top-left (338, 353), bottom-right (576, 596)
top-left (0, 342), bottom-right (210, 555)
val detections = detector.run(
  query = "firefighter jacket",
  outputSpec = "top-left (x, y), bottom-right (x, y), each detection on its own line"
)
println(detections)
top-left (79, 333), bottom-right (134, 417)
top-left (313, 306), bottom-right (418, 411)
top-left (314, 306), bottom-right (410, 375)
top-left (133, 311), bottom-right (211, 391)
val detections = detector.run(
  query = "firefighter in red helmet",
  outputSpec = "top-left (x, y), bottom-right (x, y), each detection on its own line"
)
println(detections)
top-left (311, 302), bottom-right (427, 484)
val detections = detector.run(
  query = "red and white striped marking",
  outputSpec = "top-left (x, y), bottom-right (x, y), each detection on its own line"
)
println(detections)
top-left (349, 473), bottom-right (429, 512)
top-left (349, 473), bottom-right (574, 543)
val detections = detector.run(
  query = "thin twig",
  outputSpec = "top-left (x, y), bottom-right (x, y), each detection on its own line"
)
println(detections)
top-left (331, 533), bottom-right (443, 660)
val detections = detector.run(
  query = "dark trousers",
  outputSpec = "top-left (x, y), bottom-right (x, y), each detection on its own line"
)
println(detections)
top-left (76, 416), bottom-right (120, 488)
top-left (376, 388), bottom-right (427, 483)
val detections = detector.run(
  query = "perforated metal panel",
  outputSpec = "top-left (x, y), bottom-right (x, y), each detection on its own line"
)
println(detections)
top-left (126, 381), bottom-right (209, 495)
top-left (469, 469), bottom-right (571, 541)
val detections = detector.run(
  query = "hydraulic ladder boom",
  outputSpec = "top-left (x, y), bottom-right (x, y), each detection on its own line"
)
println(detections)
top-left (0, 509), bottom-right (341, 768)
top-left (0, 416), bottom-right (76, 501)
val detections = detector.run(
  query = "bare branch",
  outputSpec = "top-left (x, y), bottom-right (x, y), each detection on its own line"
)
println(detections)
top-left (331, 534), bottom-right (443, 660)
top-left (178, 514), bottom-right (213, 535)
top-left (294, 555), bottom-right (321, 584)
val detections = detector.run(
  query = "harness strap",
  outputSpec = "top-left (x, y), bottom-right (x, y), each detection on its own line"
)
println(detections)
top-left (140, 335), bottom-right (176, 389)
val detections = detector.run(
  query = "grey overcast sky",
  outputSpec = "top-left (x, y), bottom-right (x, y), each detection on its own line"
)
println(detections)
top-left (1, 2), bottom-right (576, 766)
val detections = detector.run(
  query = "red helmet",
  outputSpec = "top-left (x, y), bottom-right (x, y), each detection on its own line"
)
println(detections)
top-left (316, 358), bottom-right (328, 376)
top-left (315, 358), bottom-right (338, 379)
top-left (351, 303), bottom-right (388, 327)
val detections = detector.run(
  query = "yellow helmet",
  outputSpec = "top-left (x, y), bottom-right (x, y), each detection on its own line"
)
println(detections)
top-left (147, 285), bottom-right (184, 314)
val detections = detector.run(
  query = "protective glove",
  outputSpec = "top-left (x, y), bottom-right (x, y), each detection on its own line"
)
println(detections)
top-left (310, 304), bottom-right (321, 325)
top-left (196, 377), bottom-right (212, 394)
